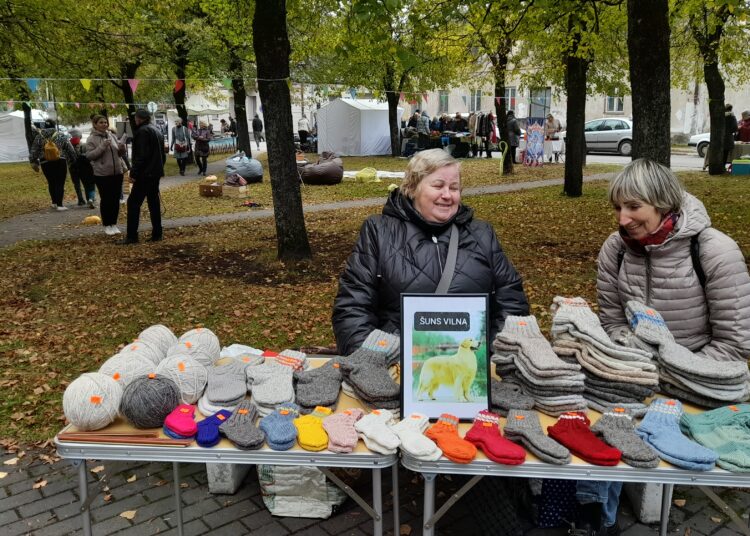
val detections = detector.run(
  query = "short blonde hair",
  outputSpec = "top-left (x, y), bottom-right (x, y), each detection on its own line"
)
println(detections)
top-left (400, 149), bottom-right (461, 199)
top-left (608, 158), bottom-right (684, 214)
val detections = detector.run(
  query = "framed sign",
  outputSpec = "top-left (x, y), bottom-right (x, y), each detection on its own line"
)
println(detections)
top-left (400, 293), bottom-right (490, 420)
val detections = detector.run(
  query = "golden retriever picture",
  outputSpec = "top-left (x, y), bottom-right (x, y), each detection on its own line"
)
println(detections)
top-left (415, 338), bottom-right (480, 402)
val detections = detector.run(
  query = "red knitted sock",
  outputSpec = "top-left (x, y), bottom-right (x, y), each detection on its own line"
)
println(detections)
top-left (425, 413), bottom-right (477, 464)
top-left (547, 412), bottom-right (621, 466)
top-left (465, 410), bottom-right (525, 465)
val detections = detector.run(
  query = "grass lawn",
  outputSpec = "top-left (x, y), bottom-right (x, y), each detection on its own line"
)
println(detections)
top-left (1, 171), bottom-right (747, 443)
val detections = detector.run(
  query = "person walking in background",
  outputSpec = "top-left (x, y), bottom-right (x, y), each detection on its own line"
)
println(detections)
top-left (298, 114), bottom-right (310, 144)
top-left (252, 113), bottom-right (264, 149)
top-left (191, 121), bottom-right (211, 176)
top-left (229, 116), bottom-right (237, 137)
top-left (507, 110), bottom-right (522, 164)
top-left (120, 109), bottom-right (166, 244)
top-left (86, 115), bottom-right (126, 235)
top-left (545, 113), bottom-right (562, 162)
top-left (220, 118), bottom-right (230, 135)
top-left (170, 118), bottom-right (191, 176)
top-left (724, 104), bottom-right (738, 169)
top-left (68, 128), bottom-right (96, 208)
top-left (736, 109), bottom-right (750, 143)
top-left (29, 119), bottom-right (77, 211)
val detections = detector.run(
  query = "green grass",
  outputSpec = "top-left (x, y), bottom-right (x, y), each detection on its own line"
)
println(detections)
top-left (0, 170), bottom-right (746, 442)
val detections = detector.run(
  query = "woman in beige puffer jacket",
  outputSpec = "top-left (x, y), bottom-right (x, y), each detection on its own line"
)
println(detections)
top-left (597, 158), bottom-right (750, 364)
top-left (86, 115), bottom-right (125, 236)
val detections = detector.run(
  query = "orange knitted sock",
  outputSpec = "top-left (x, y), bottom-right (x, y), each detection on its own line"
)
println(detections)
top-left (425, 413), bottom-right (477, 463)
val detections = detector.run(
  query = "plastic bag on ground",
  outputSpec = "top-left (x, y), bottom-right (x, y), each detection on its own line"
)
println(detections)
top-left (225, 151), bottom-right (263, 182)
top-left (257, 464), bottom-right (346, 518)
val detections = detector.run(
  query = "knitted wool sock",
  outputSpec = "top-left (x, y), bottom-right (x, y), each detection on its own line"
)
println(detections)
top-left (585, 397), bottom-right (648, 419)
top-left (163, 425), bottom-right (193, 440)
top-left (164, 404), bottom-right (198, 437)
top-left (490, 379), bottom-right (535, 416)
top-left (390, 413), bottom-right (442, 461)
top-left (498, 316), bottom-right (583, 376)
top-left (591, 407), bottom-right (659, 468)
top-left (660, 381), bottom-right (728, 409)
top-left (323, 408), bottom-right (364, 453)
top-left (354, 409), bottom-right (401, 454)
top-left (636, 399), bottom-right (717, 470)
top-left (273, 349), bottom-right (309, 371)
top-left (219, 400), bottom-right (265, 450)
top-left (206, 360), bottom-right (248, 404)
top-left (424, 414), bottom-right (477, 464)
top-left (259, 403), bottom-right (300, 451)
top-left (680, 404), bottom-right (750, 472)
top-left (294, 406), bottom-right (332, 451)
top-left (660, 343), bottom-right (750, 382)
top-left (294, 361), bottom-right (342, 409)
top-left (554, 339), bottom-right (659, 386)
top-left (660, 368), bottom-right (750, 402)
top-left (465, 410), bottom-right (525, 465)
top-left (361, 329), bottom-right (401, 365)
top-left (247, 364), bottom-right (295, 407)
top-left (504, 410), bottom-right (571, 464)
top-left (196, 409), bottom-right (232, 448)
top-left (547, 412), bottom-right (622, 466)
top-left (624, 301), bottom-right (675, 346)
top-left (340, 354), bottom-right (400, 402)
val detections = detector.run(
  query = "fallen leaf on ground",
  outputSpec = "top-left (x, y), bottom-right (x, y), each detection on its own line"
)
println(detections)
top-left (32, 479), bottom-right (47, 489)
top-left (119, 510), bottom-right (137, 520)
top-left (673, 499), bottom-right (686, 507)
top-left (684, 528), bottom-right (691, 536)
top-left (400, 524), bottom-right (412, 535)
top-left (179, 482), bottom-right (189, 488)
top-left (126, 474), bottom-right (137, 483)
top-left (104, 494), bottom-right (113, 502)
top-left (0, 472), bottom-right (7, 479)
top-left (3, 458), bottom-right (18, 466)
top-left (155, 479), bottom-right (168, 486)
top-left (91, 465), bottom-right (104, 473)
top-left (710, 517), bottom-right (722, 524)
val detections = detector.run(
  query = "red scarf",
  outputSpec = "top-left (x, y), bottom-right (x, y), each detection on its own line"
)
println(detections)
top-left (620, 212), bottom-right (678, 251)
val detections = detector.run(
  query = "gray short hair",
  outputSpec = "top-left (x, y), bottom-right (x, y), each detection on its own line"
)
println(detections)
top-left (400, 149), bottom-right (461, 199)
top-left (608, 158), bottom-right (684, 214)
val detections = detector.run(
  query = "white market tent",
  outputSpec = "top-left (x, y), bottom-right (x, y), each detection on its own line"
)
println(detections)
top-left (183, 93), bottom-right (229, 116)
top-left (0, 110), bottom-right (47, 163)
top-left (316, 98), bottom-right (403, 156)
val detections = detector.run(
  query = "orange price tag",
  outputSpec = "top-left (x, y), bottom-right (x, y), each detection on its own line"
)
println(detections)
top-left (614, 407), bottom-right (625, 413)
top-left (280, 410), bottom-right (289, 415)
top-left (238, 409), bottom-right (249, 415)
top-left (178, 362), bottom-right (186, 372)
top-left (482, 422), bottom-right (492, 427)
top-left (377, 340), bottom-right (386, 347)
top-left (333, 363), bottom-right (340, 368)
top-left (148, 373), bottom-right (156, 379)
top-left (90, 395), bottom-right (102, 404)
top-left (372, 410), bottom-right (381, 415)
top-left (411, 415), bottom-right (421, 419)
top-left (729, 405), bottom-right (739, 412)
top-left (344, 410), bottom-right (352, 415)
top-left (112, 372), bottom-right (121, 381)
top-left (646, 309), bottom-right (655, 316)
top-left (515, 415), bottom-right (525, 421)
top-left (217, 414), bottom-right (226, 421)
top-left (242, 357), bottom-right (250, 362)
top-left (180, 407), bottom-right (190, 413)
top-left (131, 344), bottom-right (139, 351)
top-left (666, 400), bottom-right (676, 406)
top-left (519, 321), bottom-right (527, 326)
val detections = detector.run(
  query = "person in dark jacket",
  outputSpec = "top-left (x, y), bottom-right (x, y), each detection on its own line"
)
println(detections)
top-left (724, 103), bottom-right (738, 168)
top-left (332, 148), bottom-right (529, 355)
top-left (29, 119), bottom-right (77, 211)
top-left (120, 109), bottom-right (166, 244)
top-left (252, 114), bottom-right (264, 149)
top-left (507, 110), bottom-right (522, 164)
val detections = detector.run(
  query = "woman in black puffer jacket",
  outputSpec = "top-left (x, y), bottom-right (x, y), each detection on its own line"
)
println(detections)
top-left (332, 148), bottom-right (529, 354)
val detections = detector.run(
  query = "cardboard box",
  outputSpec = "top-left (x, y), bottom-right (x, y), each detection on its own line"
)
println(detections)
top-left (731, 160), bottom-right (750, 175)
top-left (199, 184), bottom-right (223, 197)
top-left (222, 185), bottom-right (249, 198)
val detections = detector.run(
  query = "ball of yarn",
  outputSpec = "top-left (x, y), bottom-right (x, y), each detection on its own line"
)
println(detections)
top-left (166, 341), bottom-right (215, 367)
top-left (99, 352), bottom-right (154, 386)
top-left (63, 373), bottom-right (122, 431)
top-left (178, 328), bottom-right (221, 363)
top-left (119, 339), bottom-right (164, 366)
top-left (156, 355), bottom-right (208, 404)
top-left (138, 324), bottom-right (178, 356)
top-left (120, 374), bottom-right (180, 429)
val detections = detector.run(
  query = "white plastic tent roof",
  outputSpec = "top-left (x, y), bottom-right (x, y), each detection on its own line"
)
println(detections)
top-left (0, 110), bottom-right (48, 163)
top-left (316, 98), bottom-right (402, 156)
top-left (183, 94), bottom-right (229, 115)
top-left (335, 99), bottom-right (391, 111)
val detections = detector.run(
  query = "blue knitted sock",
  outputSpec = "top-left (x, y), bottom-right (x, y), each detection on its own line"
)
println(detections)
top-left (196, 410), bottom-right (232, 448)
top-left (259, 403), bottom-right (300, 450)
top-left (163, 425), bottom-right (193, 440)
top-left (636, 399), bottom-right (717, 471)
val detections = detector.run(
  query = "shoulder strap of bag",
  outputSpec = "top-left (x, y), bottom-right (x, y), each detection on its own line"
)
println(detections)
top-left (435, 224), bottom-right (458, 294)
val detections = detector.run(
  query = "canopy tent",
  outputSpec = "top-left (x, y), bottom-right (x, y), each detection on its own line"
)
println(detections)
top-left (317, 98), bottom-right (403, 156)
top-left (182, 94), bottom-right (229, 116)
top-left (0, 110), bottom-right (47, 163)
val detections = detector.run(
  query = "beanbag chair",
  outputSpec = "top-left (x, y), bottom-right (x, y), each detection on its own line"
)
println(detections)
top-left (225, 152), bottom-right (263, 183)
top-left (300, 152), bottom-right (344, 185)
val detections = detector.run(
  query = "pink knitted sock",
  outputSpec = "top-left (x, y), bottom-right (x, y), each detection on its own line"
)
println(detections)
top-left (164, 404), bottom-right (198, 437)
top-left (323, 408), bottom-right (364, 453)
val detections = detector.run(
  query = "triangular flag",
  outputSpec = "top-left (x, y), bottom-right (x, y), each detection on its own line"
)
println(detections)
top-left (24, 101), bottom-right (31, 108)
top-left (495, 97), bottom-right (502, 107)
top-left (286, 78), bottom-right (292, 90)
top-left (80, 79), bottom-right (91, 91)
top-left (174, 79), bottom-right (184, 93)
top-left (110, 103), bottom-right (116, 109)
top-left (58, 102), bottom-right (64, 109)
top-left (75, 102), bottom-right (80, 109)
top-left (349, 88), bottom-right (357, 99)
top-left (222, 78), bottom-right (232, 89)
top-left (89, 103), bottom-right (96, 109)
top-left (127, 79), bottom-right (140, 94)
top-left (26, 78), bottom-right (40, 92)
top-left (399, 92), bottom-right (404, 102)
top-left (7, 100), bottom-right (14, 108)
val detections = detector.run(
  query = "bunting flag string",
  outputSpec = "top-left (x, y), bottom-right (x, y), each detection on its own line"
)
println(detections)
top-left (80, 79), bottom-right (91, 91)
top-left (127, 79), bottom-right (140, 94)
top-left (174, 79), bottom-right (185, 93)
top-left (26, 78), bottom-right (40, 92)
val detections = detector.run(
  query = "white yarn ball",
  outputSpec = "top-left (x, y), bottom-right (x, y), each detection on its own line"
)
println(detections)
top-left (119, 339), bottom-right (164, 366)
top-left (166, 341), bottom-right (215, 367)
top-left (63, 372), bottom-right (122, 431)
top-left (178, 328), bottom-right (221, 363)
top-left (156, 354), bottom-right (208, 404)
top-left (138, 324), bottom-right (177, 356)
top-left (99, 353), bottom-right (154, 386)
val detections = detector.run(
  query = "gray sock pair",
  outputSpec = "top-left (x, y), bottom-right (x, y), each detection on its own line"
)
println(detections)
top-left (497, 316), bottom-right (583, 376)
top-left (553, 339), bottom-right (659, 386)
top-left (339, 352), bottom-right (399, 403)
top-left (247, 363), bottom-right (295, 409)
top-left (659, 381), bottom-right (728, 409)
top-left (294, 361), bottom-right (342, 411)
top-left (585, 397), bottom-right (647, 418)
top-left (490, 379), bottom-right (535, 416)
top-left (219, 400), bottom-right (265, 450)
top-left (660, 368), bottom-right (750, 402)
top-left (206, 360), bottom-right (248, 404)
top-left (504, 409), bottom-right (571, 464)
top-left (591, 407), bottom-right (659, 468)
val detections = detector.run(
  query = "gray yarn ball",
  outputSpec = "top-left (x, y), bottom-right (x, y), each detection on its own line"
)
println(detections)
top-left (120, 374), bottom-right (180, 429)
top-left (99, 352), bottom-right (153, 386)
top-left (138, 324), bottom-right (177, 356)
top-left (63, 372), bottom-right (123, 431)
top-left (155, 354), bottom-right (208, 404)
top-left (166, 341), bottom-right (215, 367)
top-left (178, 328), bottom-right (221, 363)
top-left (119, 339), bottom-right (164, 366)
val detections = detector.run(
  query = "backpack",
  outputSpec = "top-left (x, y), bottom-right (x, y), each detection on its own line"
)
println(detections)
top-left (617, 233), bottom-right (706, 288)
top-left (43, 132), bottom-right (60, 161)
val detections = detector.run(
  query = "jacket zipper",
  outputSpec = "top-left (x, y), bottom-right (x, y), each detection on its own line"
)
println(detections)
top-left (644, 252), bottom-right (652, 305)
top-left (432, 235), bottom-right (443, 275)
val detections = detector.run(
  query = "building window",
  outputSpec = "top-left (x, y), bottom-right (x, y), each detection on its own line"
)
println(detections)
top-left (504, 87), bottom-right (517, 112)
top-left (529, 87), bottom-right (551, 118)
top-left (606, 96), bottom-right (624, 113)
top-left (469, 90), bottom-right (482, 112)
top-left (438, 90), bottom-right (449, 114)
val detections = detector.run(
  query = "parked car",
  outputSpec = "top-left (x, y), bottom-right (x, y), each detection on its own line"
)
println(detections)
top-left (688, 132), bottom-right (710, 157)
top-left (561, 118), bottom-right (633, 156)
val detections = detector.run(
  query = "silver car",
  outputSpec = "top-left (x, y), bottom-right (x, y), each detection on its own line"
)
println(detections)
top-left (562, 118), bottom-right (633, 156)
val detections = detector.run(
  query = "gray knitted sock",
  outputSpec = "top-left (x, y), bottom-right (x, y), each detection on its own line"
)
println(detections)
top-left (247, 363), bottom-right (295, 407)
top-left (361, 329), bottom-right (400, 365)
top-left (498, 316), bottom-right (582, 375)
top-left (340, 353), bottom-right (400, 402)
top-left (584, 372), bottom-right (655, 399)
top-left (219, 400), bottom-right (265, 450)
top-left (585, 397), bottom-right (648, 418)
top-left (659, 381), bottom-right (728, 409)
top-left (660, 342), bottom-right (750, 382)
top-left (660, 368), bottom-right (750, 402)
top-left (592, 407), bottom-right (660, 468)
top-left (584, 386), bottom-right (644, 405)
top-left (490, 379), bottom-right (535, 416)
top-left (513, 358), bottom-right (586, 387)
top-left (504, 409), bottom-right (571, 464)
top-left (554, 339), bottom-right (659, 386)
top-left (294, 361), bottom-right (342, 408)
top-left (534, 401), bottom-right (588, 416)
top-left (206, 360), bottom-right (248, 404)
top-left (624, 301), bottom-right (675, 346)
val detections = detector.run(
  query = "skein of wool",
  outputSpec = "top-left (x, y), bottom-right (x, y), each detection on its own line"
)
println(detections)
top-left (99, 353), bottom-right (153, 386)
top-left (156, 355), bottom-right (208, 404)
top-left (120, 374), bottom-right (181, 429)
top-left (138, 324), bottom-right (178, 356)
top-left (178, 328), bottom-right (221, 363)
top-left (166, 342), bottom-right (215, 367)
top-left (118, 339), bottom-right (164, 366)
top-left (63, 373), bottom-right (123, 431)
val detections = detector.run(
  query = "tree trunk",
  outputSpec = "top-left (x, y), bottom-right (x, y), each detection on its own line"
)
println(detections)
top-left (704, 61), bottom-right (726, 175)
top-left (386, 90), bottom-right (401, 157)
top-left (563, 52), bottom-right (588, 197)
top-left (253, 0), bottom-right (312, 260)
top-left (173, 44), bottom-right (189, 127)
top-left (627, 0), bottom-right (670, 166)
top-left (96, 83), bottom-right (107, 117)
top-left (491, 45), bottom-right (512, 175)
top-left (117, 62), bottom-right (140, 134)
top-left (229, 49), bottom-right (251, 157)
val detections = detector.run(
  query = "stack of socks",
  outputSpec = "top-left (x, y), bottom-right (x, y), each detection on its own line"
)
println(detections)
top-left (324, 408), bottom-right (364, 453)
top-left (336, 330), bottom-right (401, 413)
top-left (591, 406), bottom-right (659, 468)
top-left (294, 361), bottom-right (342, 414)
top-left (198, 360), bottom-right (248, 416)
top-left (354, 409), bottom-right (401, 454)
top-left (547, 412), bottom-right (622, 466)
top-left (248, 350), bottom-right (309, 416)
top-left (489, 379), bottom-right (535, 416)
top-left (636, 398), bottom-right (718, 470)
top-left (219, 400), bottom-right (265, 450)
top-left (163, 404), bottom-right (198, 440)
top-left (625, 301), bottom-right (750, 407)
top-left (550, 297), bottom-right (658, 416)
top-left (390, 413), bottom-right (442, 461)
top-left (424, 413), bottom-right (477, 463)
top-left (465, 410), bottom-right (526, 465)
top-left (680, 403), bottom-right (750, 472)
top-left (492, 316), bottom-right (587, 416)
top-left (504, 409), bottom-right (571, 464)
